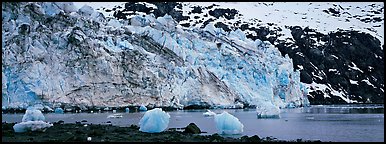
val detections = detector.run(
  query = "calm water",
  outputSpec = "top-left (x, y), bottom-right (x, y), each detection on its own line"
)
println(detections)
top-left (2, 104), bottom-right (384, 142)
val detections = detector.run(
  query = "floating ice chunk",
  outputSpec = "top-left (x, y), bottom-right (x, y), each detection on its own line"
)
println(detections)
top-left (139, 105), bottom-right (147, 111)
top-left (125, 108), bottom-right (130, 113)
top-left (22, 108), bottom-right (45, 122)
top-left (13, 120), bottom-right (53, 133)
top-left (107, 113), bottom-right (123, 118)
top-left (256, 104), bottom-right (281, 119)
top-left (214, 111), bottom-right (244, 135)
top-left (203, 110), bottom-right (216, 117)
top-left (139, 108), bottom-right (170, 133)
top-left (54, 107), bottom-right (64, 114)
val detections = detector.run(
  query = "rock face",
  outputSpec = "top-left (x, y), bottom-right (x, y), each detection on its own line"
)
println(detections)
top-left (276, 27), bottom-right (384, 104)
top-left (2, 2), bottom-right (309, 110)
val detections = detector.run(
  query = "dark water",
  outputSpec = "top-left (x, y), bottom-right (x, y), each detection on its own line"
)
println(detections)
top-left (2, 104), bottom-right (384, 142)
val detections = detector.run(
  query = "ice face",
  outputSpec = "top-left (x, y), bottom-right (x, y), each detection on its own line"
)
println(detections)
top-left (13, 120), bottom-right (53, 133)
top-left (138, 108), bottom-right (170, 133)
top-left (2, 2), bottom-right (310, 112)
top-left (22, 108), bottom-right (45, 122)
top-left (214, 111), bottom-right (244, 135)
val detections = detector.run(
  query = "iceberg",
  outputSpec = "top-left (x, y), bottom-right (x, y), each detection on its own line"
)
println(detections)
top-left (14, 107), bottom-right (53, 133)
top-left (256, 103), bottom-right (281, 119)
top-left (139, 108), bottom-right (170, 133)
top-left (203, 109), bottom-right (216, 117)
top-left (125, 107), bottom-right (130, 113)
top-left (13, 120), bottom-right (53, 133)
top-left (54, 107), bottom-right (64, 114)
top-left (214, 111), bottom-right (244, 135)
top-left (139, 105), bottom-right (147, 111)
top-left (22, 107), bottom-right (46, 122)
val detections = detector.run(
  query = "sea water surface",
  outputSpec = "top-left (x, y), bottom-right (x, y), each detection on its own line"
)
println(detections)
top-left (2, 104), bottom-right (384, 142)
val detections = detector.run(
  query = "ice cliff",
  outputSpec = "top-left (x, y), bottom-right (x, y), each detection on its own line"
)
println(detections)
top-left (2, 2), bottom-right (309, 111)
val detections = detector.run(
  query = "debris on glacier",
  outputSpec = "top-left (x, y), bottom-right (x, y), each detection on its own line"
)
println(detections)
top-left (139, 108), bottom-right (170, 133)
top-left (203, 109), bottom-right (216, 117)
top-left (214, 111), bottom-right (244, 135)
top-left (139, 105), bottom-right (148, 111)
top-left (13, 107), bottom-right (53, 133)
top-left (54, 107), bottom-right (64, 114)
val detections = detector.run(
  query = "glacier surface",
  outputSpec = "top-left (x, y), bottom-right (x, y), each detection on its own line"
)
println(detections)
top-left (2, 2), bottom-right (309, 112)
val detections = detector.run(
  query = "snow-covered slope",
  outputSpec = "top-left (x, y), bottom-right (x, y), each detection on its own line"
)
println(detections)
top-left (2, 2), bottom-right (309, 110)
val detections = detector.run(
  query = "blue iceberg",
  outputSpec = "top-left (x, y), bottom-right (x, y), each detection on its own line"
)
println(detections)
top-left (138, 108), bottom-right (170, 133)
top-left (139, 105), bottom-right (147, 111)
top-left (214, 111), bottom-right (244, 135)
top-left (54, 107), bottom-right (64, 114)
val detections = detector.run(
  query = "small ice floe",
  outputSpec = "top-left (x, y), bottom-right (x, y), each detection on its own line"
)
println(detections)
top-left (214, 111), bottom-right (244, 135)
top-left (203, 110), bottom-right (216, 117)
top-left (54, 107), bottom-right (64, 114)
top-left (139, 105), bottom-right (147, 111)
top-left (112, 110), bottom-right (117, 113)
top-left (107, 113), bottom-right (123, 118)
top-left (139, 108), bottom-right (170, 133)
top-left (13, 120), bottom-right (53, 133)
top-left (256, 104), bottom-right (281, 119)
top-left (125, 108), bottom-right (130, 113)
top-left (87, 137), bottom-right (92, 141)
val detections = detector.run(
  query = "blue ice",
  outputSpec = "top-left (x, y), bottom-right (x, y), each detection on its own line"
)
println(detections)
top-left (214, 111), bottom-right (244, 135)
top-left (138, 108), bottom-right (170, 133)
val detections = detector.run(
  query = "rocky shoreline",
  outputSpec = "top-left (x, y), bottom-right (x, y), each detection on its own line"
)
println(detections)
top-left (2, 122), bottom-right (321, 142)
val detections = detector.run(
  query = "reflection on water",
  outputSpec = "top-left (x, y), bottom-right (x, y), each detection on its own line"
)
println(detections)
top-left (303, 104), bottom-right (384, 114)
top-left (2, 104), bottom-right (384, 142)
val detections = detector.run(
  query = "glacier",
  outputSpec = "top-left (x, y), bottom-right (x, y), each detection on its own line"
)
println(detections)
top-left (2, 2), bottom-right (309, 113)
